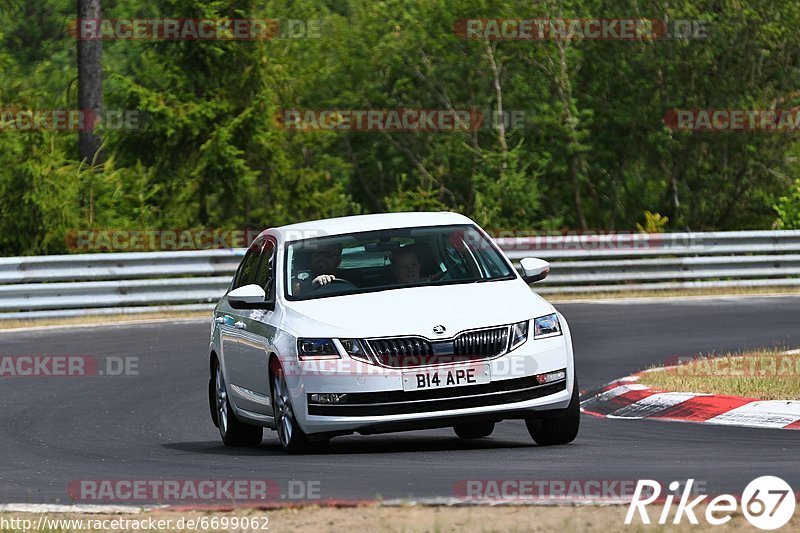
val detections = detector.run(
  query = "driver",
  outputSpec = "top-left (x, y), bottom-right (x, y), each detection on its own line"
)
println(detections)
top-left (296, 242), bottom-right (345, 293)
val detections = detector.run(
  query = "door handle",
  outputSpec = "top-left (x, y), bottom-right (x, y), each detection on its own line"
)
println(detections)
top-left (234, 321), bottom-right (246, 330)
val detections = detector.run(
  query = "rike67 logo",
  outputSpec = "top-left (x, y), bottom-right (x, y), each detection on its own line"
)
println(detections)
top-left (626, 477), bottom-right (796, 530)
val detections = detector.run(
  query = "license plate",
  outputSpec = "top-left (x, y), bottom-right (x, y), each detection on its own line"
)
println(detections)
top-left (402, 364), bottom-right (491, 391)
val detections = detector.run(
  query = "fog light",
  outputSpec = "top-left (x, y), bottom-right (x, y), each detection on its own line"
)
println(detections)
top-left (309, 393), bottom-right (348, 404)
top-left (535, 369), bottom-right (567, 384)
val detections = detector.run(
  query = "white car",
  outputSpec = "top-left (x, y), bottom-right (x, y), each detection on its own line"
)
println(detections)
top-left (208, 212), bottom-right (579, 453)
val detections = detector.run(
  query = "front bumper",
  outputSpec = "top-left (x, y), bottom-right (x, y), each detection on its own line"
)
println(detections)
top-left (282, 327), bottom-right (575, 435)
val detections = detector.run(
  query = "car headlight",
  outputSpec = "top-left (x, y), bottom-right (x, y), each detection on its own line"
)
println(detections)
top-left (533, 313), bottom-right (562, 339)
top-left (340, 339), bottom-right (371, 363)
top-left (297, 338), bottom-right (340, 360)
top-left (509, 320), bottom-right (529, 351)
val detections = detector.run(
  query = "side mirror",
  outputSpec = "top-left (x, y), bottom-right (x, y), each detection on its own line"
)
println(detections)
top-left (228, 284), bottom-right (274, 310)
top-left (519, 257), bottom-right (550, 284)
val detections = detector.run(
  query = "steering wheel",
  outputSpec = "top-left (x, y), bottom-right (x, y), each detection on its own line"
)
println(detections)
top-left (311, 278), bottom-right (357, 293)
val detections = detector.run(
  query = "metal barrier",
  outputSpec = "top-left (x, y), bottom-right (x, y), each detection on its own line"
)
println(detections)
top-left (2, 231), bottom-right (800, 319)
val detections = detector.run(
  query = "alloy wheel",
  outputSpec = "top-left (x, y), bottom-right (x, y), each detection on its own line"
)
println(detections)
top-left (273, 370), bottom-right (294, 447)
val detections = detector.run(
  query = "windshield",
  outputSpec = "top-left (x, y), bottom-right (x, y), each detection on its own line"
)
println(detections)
top-left (285, 224), bottom-right (515, 300)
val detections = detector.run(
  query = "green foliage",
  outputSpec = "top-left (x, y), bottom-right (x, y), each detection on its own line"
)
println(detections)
top-left (636, 211), bottom-right (670, 233)
top-left (774, 180), bottom-right (800, 229)
top-left (1, 0), bottom-right (800, 255)
top-left (471, 143), bottom-right (545, 229)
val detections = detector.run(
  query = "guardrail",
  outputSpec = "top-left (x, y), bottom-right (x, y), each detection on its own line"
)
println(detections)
top-left (2, 230), bottom-right (800, 320)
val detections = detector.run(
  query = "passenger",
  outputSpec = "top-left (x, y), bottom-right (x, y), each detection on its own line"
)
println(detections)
top-left (391, 245), bottom-right (428, 284)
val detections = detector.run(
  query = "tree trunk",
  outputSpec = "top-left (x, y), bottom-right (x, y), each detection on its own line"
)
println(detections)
top-left (484, 41), bottom-right (508, 172)
top-left (553, 40), bottom-right (587, 229)
top-left (77, 0), bottom-right (104, 165)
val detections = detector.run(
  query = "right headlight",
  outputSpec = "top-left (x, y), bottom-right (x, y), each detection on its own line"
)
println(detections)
top-left (297, 338), bottom-right (340, 360)
top-left (533, 313), bottom-right (562, 339)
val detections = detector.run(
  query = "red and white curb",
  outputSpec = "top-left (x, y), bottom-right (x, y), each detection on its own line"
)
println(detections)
top-left (581, 374), bottom-right (800, 431)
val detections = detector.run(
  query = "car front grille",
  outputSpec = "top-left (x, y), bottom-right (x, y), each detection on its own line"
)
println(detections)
top-left (368, 337), bottom-right (432, 359)
top-left (366, 326), bottom-right (511, 368)
top-left (453, 327), bottom-right (508, 357)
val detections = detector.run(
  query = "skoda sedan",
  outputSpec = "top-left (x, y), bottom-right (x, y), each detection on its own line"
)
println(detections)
top-left (208, 212), bottom-right (579, 452)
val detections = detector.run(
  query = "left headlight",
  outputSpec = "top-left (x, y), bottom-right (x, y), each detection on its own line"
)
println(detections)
top-left (297, 338), bottom-right (340, 360)
top-left (533, 313), bottom-right (562, 339)
top-left (340, 339), bottom-right (371, 363)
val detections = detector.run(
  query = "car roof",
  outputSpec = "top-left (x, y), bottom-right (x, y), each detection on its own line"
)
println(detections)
top-left (269, 211), bottom-right (475, 242)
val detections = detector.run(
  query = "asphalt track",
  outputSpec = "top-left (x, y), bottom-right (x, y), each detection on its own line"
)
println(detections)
top-left (1, 296), bottom-right (799, 504)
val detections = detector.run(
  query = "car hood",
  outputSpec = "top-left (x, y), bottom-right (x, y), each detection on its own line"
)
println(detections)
top-left (280, 279), bottom-right (554, 338)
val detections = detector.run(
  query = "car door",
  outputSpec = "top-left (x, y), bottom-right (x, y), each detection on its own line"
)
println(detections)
top-left (229, 238), bottom-right (277, 415)
top-left (221, 237), bottom-right (264, 400)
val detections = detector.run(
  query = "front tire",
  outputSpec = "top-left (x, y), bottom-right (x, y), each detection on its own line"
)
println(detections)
top-left (270, 360), bottom-right (318, 454)
top-left (525, 375), bottom-right (580, 446)
top-left (214, 360), bottom-right (263, 447)
top-left (453, 421), bottom-right (495, 439)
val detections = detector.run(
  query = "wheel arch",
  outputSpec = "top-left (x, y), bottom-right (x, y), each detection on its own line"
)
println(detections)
top-left (209, 349), bottom-right (219, 376)
top-left (209, 350), bottom-right (220, 427)
top-left (267, 352), bottom-right (281, 391)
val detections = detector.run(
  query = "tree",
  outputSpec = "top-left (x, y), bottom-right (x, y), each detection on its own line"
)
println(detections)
top-left (77, 0), bottom-right (104, 165)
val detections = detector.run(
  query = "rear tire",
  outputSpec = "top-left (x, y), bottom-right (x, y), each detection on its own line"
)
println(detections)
top-left (453, 421), bottom-right (495, 439)
top-left (525, 375), bottom-right (580, 446)
top-left (214, 359), bottom-right (263, 447)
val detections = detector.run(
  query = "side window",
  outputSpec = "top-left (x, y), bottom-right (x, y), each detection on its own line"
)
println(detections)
top-left (253, 240), bottom-right (275, 295)
top-left (233, 242), bottom-right (263, 289)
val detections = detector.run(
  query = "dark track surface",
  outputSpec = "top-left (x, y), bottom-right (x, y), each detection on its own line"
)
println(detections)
top-left (1, 296), bottom-right (798, 504)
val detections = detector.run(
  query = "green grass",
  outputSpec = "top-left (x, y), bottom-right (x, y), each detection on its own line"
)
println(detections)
top-left (639, 349), bottom-right (800, 400)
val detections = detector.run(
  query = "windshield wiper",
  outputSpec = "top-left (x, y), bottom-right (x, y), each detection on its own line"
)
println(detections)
top-left (473, 275), bottom-right (514, 283)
